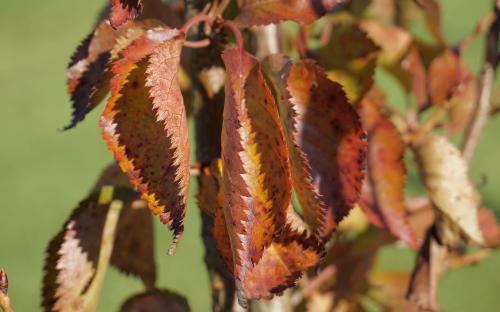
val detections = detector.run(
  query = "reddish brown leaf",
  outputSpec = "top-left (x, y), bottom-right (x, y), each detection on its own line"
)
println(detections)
top-left (64, 22), bottom-right (118, 130)
top-left (284, 59), bottom-right (367, 234)
top-left (100, 28), bottom-right (189, 254)
top-left (111, 199), bottom-right (156, 288)
top-left (360, 21), bottom-right (412, 65)
top-left (401, 47), bottom-right (428, 108)
top-left (262, 54), bottom-right (327, 235)
top-left (0, 270), bottom-right (7, 295)
top-left (446, 72), bottom-right (478, 134)
top-left (313, 22), bottom-right (379, 103)
top-left (221, 45), bottom-right (292, 299)
top-left (428, 50), bottom-right (461, 105)
top-left (197, 160), bottom-right (234, 274)
top-left (42, 187), bottom-right (139, 312)
top-left (406, 228), bottom-right (448, 312)
top-left (360, 119), bottom-right (418, 248)
top-left (242, 226), bottom-right (324, 300)
top-left (415, 0), bottom-right (445, 44)
top-left (110, 0), bottom-right (143, 28)
top-left (120, 289), bottom-right (190, 312)
top-left (235, 0), bottom-right (340, 27)
top-left (478, 208), bottom-right (500, 248)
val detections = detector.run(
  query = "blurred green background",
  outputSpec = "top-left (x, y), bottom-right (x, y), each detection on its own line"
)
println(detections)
top-left (0, 0), bottom-right (499, 311)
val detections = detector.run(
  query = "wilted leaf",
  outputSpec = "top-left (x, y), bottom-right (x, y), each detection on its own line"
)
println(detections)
top-left (262, 54), bottom-right (327, 235)
top-left (42, 188), bottom-right (130, 312)
top-left (0, 270), bottom-right (7, 295)
top-left (267, 56), bottom-right (367, 234)
top-left (478, 208), bottom-right (500, 248)
top-left (414, 0), bottom-right (445, 44)
top-left (120, 289), bottom-right (190, 312)
top-left (221, 47), bottom-right (324, 301)
top-left (235, 0), bottom-right (340, 27)
top-left (313, 22), bottom-right (379, 103)
top-left (406, 228), bottom-right (448, 312)
top-left (360, 21), bottom-right (412, 65)
top-left (197, 160), bottom-right (234, 274)
top-left (428, 50), bottom-right (461, 105)
top-left (446, 73), bottom-right (478, 134)
top-left (221, 45), bottom-right (291, 297)
top-left (413, 134), bottom-right (484, 245)
top-left (401, 47), bottom-right (428, 108)
top-left (360, 118), bottom-right (418, 248)
top-left (111, 199), bottom-right (156, 288)
top-left (64, 22), bottom-right (118, 130)
top-left (110, 0), bottom-right (143, 28)
top-left (100, 28), bottom-right (189, 254)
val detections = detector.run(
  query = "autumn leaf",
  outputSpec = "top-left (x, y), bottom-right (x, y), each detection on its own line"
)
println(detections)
top-left (414, 0), bottom-right (445, 44)
top-left (262, 54), bottom-right (327, 235)
top-left (111, 199), bottom-right (156, 288)
top-left (235, 0), bottom-right (341, 27)
top-left (120, 289), bottom-right (190, 312)
top-left (428, 50), bottom-right (461, 105)
top-left (110, 0), bottom-right (143, 28)
top-left (100, 28), bottom-right (189, 254)
top-left (265, 55), bottom-right (367, 235)
top-left (221, 47), bottom-right (325, 301)
top-left (360, 21), bottom-right (412, 65)
top-left (42, 187), bottom-right (137, 312)
top-left (64, 22), bottom-right (118, 130)
top-left (360, 118), bottom-right (418, 248)
top-left (413, 134), bottom-right (484, 245)
top-left (478, 208), bottom-right (500, 248)
top-left (221, 45), bottom-right (292, 297)
top-left (312, 22), bottom-right (379, 103)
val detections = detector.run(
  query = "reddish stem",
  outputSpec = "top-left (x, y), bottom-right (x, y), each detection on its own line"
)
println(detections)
top-left (180, 14), bottom-right (214, 34)
top-left (222, 20), bottom-right (244, 51)
top-left (184, 38), bottom-right (211, 48)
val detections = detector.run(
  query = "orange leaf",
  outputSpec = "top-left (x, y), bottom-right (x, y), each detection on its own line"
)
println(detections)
top-left (110, 0), bottom-right (143, 28)
top-left (281, 58), bottom-right (367, 235)
top-left (221, 45), bottom-right (292, 296)
top-left (361, 118), bottom-right (418, 248)
top-left (263, 54), bottom-right (327, 235)
top-left (235, 0), bottom-right (340, 27)
top-left (100, 28), bottom-right (189, 254)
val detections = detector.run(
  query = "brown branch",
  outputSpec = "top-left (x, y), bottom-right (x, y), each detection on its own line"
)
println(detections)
top-left (448, 249), bottom-right (493, 269)
top-left (461, 64), bottom-right (495, 163)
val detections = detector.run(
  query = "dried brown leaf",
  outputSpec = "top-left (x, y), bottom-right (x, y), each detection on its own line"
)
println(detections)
top-left (100, 28), bottom-right (189, 254)
top-left (120, 289), bottom-right (190, 312)
top-left (110, 0), bottom-right (143, 28)
top-left (413, 134), bottom-right (484, 245)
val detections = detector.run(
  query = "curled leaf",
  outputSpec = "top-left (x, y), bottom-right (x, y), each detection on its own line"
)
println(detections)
top-left (221, 47), bottom-right (323, 301)
top-left (110, 0), bottom-right (143, 28)
top-left (263, 54), bottom-right (327, 235)
top-left (235, 0), bottom-right (341, 27)
top-left (413, 134), bottom-right (484, 245)
top-left (221, 45), bottom-right (291, 297)
top-left (100, 28), bottom-right (189, 254)
top-left (42, 188), bottom-right (130, 312)
top-left (267, 56), bottom-right (367, 234)
top-left (120, 289), bottom-right (190, 312)
top-left (360, 117), bottom-right (417, 248)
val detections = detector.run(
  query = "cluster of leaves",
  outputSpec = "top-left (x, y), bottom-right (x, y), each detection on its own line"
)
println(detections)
top-left (40, 0), bottom-right (500, 311)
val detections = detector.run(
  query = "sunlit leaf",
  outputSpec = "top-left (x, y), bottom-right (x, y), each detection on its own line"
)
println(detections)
top-left (267, 56), bottom-right (367, 234)
top-left (110, 0), bottom-right (143, 28)
top-left (120, 289), bottom-right (190, 312)
top-left (313, 22), bottom-right (379, 103)
top-left (235, 0), bottom-right (341, 27)
top-left (360, 21), bottom-right (412, 65)
top-left (100, 28), bottom-right (189, 254)
top-left (413, 134), bottom-right (484, 245)
top-left (42, 187), bottom-right (132, 312)
top-left (221, 46), bottom-right (324, 301)
top-left (262, 54), bottom-right (327, 235)
top-left (478, 208), bottom-right (500, 248)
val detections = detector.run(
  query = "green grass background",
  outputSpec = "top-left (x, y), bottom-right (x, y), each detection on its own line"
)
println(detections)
top-left (0, 0), bottom-right (499, 311)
